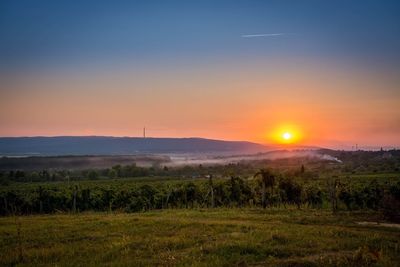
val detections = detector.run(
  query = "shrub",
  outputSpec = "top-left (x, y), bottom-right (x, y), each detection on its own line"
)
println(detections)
top-left (279, 178), bottom-right (303, 208)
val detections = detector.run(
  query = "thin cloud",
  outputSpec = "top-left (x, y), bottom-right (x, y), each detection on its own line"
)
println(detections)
top-left (241, 33), bottom-right (286, 38)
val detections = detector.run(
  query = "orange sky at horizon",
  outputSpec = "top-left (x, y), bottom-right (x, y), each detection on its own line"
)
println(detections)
top-left (1, 60), bottom-right (399, 149)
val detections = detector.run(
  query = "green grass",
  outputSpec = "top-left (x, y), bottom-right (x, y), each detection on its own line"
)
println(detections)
top-left (1, 208), bottom-right (399, 266)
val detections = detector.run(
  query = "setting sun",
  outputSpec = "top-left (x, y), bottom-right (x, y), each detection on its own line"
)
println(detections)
top-left (282, 132), bottom-right (292, 140)
top-left (267, 124), bottom-right (303, 145)
top-left (280, 131), bottom-right (295, 144)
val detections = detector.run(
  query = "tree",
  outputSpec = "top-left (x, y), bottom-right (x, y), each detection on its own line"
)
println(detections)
top-left (305, 185), bottom-right (323, 208)
top-left (338, 185), bottom-right (353, 210)
top-left (278, 178), bottom-right (303, 208)
top-left (254, 169), bottom-right (275, 208)
top-left (112, 165), bottom-right (122, 177)
top-left (107, 169), bottom-right (117, 179)
top-left (185, 182), bottom-right (197, 208)
top-left (87, 170), bottom-right (98, 180)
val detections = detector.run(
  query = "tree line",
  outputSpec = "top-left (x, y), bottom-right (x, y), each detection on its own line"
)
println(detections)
top-left (0, 162), bottom-right (256, 184)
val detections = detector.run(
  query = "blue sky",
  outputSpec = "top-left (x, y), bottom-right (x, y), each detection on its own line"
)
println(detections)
top-left (1, 0), bottom-right (399, 71)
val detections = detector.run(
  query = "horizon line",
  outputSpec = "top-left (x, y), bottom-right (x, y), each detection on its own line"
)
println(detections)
top-left (0, 135), bottom-right (398, 151)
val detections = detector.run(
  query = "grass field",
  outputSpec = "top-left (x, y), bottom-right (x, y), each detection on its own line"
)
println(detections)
top-left (1, 208), bottom-right (399, 266)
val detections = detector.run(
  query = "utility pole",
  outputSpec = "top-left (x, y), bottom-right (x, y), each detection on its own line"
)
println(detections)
top-left (143, 127), bottom-right (146, 138)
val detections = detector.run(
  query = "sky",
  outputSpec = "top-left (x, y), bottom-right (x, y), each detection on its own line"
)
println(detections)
top-left (0, 0), bottom-right (399, 149)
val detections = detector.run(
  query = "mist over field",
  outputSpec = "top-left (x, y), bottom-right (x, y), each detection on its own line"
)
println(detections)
top-left (165, 150), bottom-right (342, 167)
top-left (0, 149), bottom-right (341, 170)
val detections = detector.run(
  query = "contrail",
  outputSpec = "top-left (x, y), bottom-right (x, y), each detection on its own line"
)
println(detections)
top-left (241, 33), bottom-right (286, 38)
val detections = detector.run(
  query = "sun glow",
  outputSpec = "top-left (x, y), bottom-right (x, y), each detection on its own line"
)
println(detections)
top-left (282, 132), bottom-right (292, 140)
top-left (268, 124), bottom-right (303, 145)
top-left (279, 130), bottom-right (296, 144)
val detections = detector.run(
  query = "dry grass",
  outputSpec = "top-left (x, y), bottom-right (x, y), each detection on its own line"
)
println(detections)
top-left (0, 208), bottom-right (399, 266)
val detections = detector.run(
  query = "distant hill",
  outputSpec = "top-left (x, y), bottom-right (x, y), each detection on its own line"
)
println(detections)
top-left (0, 136), bottom-right (269, 156)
